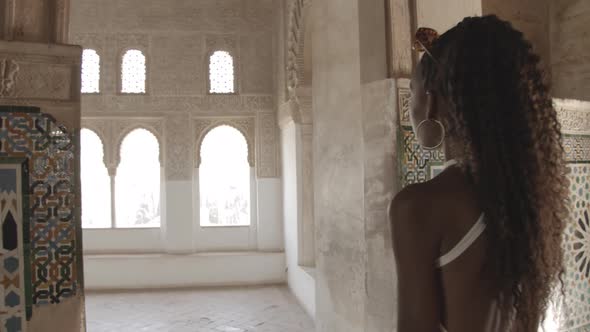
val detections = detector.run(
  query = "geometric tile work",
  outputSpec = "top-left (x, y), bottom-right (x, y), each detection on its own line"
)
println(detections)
top-left (0, 165), bottom-right (26, 332)
top-left (0, 107), bottom-right (80, 318)
top-left (562, 164), bottom-right (590, 332)
top-left (561, 100), bottom-right (590, 331)
top-left (397, 86), bottom-right (445, 188)
top-left (564, 135), bottom-right (590, 164)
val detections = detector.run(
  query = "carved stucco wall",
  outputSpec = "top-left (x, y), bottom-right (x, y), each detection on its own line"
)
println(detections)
top-left (69, 0), bottom-right (280, 180)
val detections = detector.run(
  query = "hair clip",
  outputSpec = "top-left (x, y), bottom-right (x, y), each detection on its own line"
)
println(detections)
top-left (413, 27), bottom-right (440, 63)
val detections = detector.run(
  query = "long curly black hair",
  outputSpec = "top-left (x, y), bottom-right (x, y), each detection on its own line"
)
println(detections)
top-left (420, 15), bottom-right (569, 331)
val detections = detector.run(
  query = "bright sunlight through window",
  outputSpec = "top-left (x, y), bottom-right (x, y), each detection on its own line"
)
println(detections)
top-left (121, 49), bottom-right (146, 93)
top-left (199, 126), bottom-right (250, 226)
top-left (81, 49), bottom-right (100, 93)
top-left (115, 129), bottom-right (161, 228)
top-left (209, 51), bottom-right (235, 94)
top-left (81, 129), bottom-right (111, 228)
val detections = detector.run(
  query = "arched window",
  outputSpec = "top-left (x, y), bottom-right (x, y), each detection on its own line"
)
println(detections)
top-left (208, 51), bottom-right (235, 94)
top-left (81, 49), bottom-right (100, 93)
top-left (121, 49), bottom-right (146, 93)
top-left (199, 126), bottom-right (250, 226)
top-left (115, 129), bottom-right (160, 228)
top-left (80, 129), bottom-right (111, 228)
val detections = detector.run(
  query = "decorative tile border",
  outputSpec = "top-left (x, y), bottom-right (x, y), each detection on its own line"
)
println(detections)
top-left (0, 108), bottom-right (80, 317)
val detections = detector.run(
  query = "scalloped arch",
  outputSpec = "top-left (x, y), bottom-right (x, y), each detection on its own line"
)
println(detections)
top-left (195, 121), bottom-right (254, 168)
top-left (115, 126), bottom-right (163, 168)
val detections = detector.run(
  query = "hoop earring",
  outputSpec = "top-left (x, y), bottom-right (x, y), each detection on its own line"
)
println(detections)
top-left (416, 119), bottom-right (445, 150)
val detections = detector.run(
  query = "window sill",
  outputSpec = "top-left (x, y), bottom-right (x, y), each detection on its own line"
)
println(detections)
top-left (117, 92), bottom-right (148, 96)
top-left (84, 250), bottom-right (283, 258)
top-left (200, 224), bottom-right (251, 228)
top-left (83, 227), bottom-right (161, 230)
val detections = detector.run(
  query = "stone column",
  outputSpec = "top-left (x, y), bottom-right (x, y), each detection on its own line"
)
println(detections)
top-left (312, 1), bottom-right (367, 330)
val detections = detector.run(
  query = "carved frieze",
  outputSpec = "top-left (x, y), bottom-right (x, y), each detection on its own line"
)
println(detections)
top-left (0, 59), bottom-right (20, 97)
top-left (69, 33), bottom-right (106, 51)
top-left (80, 95), bottom-right (273, 113)
top-left (257, 112), bottom-right (280, 178)
top-left (14, 63), bottom-right (71, 100)
top-left (165, 114), bottom-right (193, 181)
top-left (206, 34), bottom-right (238, 52)
top-left (396, 79), bottom-right (411, 127)
top-left (555, 98), bottom-right (590, 135)
top-left (0, 42), bottom-right (80, 103)
top-left (286, 0), bottom-right (308, 98)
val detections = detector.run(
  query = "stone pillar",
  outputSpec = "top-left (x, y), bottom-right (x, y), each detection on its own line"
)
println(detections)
top-left (312, 1), bottom-right (368, 330)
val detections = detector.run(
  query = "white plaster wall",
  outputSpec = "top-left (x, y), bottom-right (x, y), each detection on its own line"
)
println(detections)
top-left (84, 252), bottom-right (285, 290)
top-left (257, 178), bottom-right (285, 251)
top-left (281, 120), bottom-right (316, 319)
top-left (83, 228), bottom-right (163, 254)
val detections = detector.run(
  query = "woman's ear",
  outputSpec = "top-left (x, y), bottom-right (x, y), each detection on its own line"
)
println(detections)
top-left (425, 91), bottom-right (438, 120)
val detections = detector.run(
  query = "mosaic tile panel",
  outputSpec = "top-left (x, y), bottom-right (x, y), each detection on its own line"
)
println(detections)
top-left (563, 164), bottom-right (590, 331)
top-left (397, 86), bottom-right (446, 188)
top-left (564, 135), bottom-right (590, 164)
top-left (0, 107), bottom-right (79, 315)
top-left (0, 163), bottom-right (27, 332)
top-left (399, 126), bottom-right (445, 187)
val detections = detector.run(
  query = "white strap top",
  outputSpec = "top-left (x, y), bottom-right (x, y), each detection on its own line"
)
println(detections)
top-left (436, 160), bottom-right (487, 332)
top-left (436, 213), bottom-right (486, 268)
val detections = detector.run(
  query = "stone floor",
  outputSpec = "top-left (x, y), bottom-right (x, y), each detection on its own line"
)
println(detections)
top-left (85, 286), bottom-right (315, 332)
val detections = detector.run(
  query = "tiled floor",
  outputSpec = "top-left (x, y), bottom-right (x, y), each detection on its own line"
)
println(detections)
top-left (85, 286), bottom-right (315, 332)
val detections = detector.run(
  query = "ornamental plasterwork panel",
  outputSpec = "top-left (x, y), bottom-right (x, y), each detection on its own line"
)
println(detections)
top-left (256, 112), bottom-right (280, 178)
top-left (13, 63), bottom-right (72, 100)
top-left (205, 34), bottom-right (240, 94)
top-left (80, 95), bottom-right (273, 113)
top-left (112, 33), bottom-right (150, 52)
top-left (242, 0), bottom-right (274, 31)
top-left (286, 0), bottom-right (309, 98)
top-left (81, 117), bottom-right (165, 173)
top-left (396, 78), bottom-right (411, 127)
top-left (240, 33), bottom-right (274, 94)
top-left (0, 42), bottom-right (80, 103)
top-left (0, 59), bottom-right (19, 97)
top-left (206, 34), bottom-right (238, 53)
top-left (166, 113), bottom-right (193, 181)
top-left (194, 116), bottom-right (256, 168)
top-left (555, 98), bottom-right (590, 135)
top-left (69, 33), bottom-right (106, 51)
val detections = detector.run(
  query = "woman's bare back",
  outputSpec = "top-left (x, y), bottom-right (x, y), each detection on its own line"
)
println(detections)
top-left (391, 165), bottom-right (510, 332)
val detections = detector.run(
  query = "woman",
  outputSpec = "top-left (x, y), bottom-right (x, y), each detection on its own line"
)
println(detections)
top-left (390, 15), bottom-right (568, 332)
